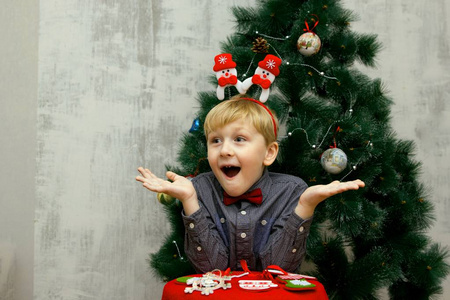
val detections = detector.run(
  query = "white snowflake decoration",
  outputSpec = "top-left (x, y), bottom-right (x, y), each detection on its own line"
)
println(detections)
top-left (218, 55), bottom-right (228, 65)
top-left (266, 59), bottom-right (276, 70)
top-left (183, 270), bottom-right (247, 296)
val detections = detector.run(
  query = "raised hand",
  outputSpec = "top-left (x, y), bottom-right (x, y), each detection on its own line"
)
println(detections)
top-left (136, 167), bottom-right (200, 215)
top-left (295, 179), bottom-right (365, 219)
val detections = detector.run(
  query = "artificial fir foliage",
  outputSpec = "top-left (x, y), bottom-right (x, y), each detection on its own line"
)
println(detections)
top-left (149, 0), bottom-right (449, 298)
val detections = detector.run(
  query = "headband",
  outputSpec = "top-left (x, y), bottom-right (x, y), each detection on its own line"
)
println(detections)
top-left (241, 97), bottom-right (277, 139)
top-left (212, 53), bottom-right (280, 139)
top-left (213, 53), bottom-right (282, 103)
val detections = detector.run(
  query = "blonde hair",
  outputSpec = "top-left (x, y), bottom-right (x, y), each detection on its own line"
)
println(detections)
top-left (204, 95), bottom-right (279, 144)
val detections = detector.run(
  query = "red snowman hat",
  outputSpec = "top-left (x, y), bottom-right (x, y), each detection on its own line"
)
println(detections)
top-left (213, 53), bottom-right (237, 72)
top-left (258, 54), bottom-right (282, 76)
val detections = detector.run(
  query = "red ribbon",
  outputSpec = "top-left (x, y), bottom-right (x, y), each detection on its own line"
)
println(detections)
top-left (240, 260), bottom-right (251, 273)
top-left (263, 265), bottom-right (288, 281)
top-left (240, 260), bottom-right (290, 281)
top-left (303, 14), bottom-right (319, 32)
top-left (330, 126), bottom-right (341, 148)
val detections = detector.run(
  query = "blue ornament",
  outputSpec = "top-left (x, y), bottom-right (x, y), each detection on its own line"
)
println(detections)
top-left (189, 118), bottom-right (200, 133)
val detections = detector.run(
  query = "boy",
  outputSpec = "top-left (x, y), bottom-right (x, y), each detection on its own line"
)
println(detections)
top-left (136, 96), bottom-right (364, 273)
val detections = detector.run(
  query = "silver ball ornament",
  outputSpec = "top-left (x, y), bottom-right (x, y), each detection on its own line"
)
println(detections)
top-left (297, 32), bottom-right (321, 56)
top-left (320, 148), bottom-right (348, 174)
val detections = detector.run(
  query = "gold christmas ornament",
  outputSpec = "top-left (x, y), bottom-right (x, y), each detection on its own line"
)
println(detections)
top-left (157, 192), bottom-right (176, 205)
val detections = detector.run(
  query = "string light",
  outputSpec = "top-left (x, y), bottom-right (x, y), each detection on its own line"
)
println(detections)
top-left (346, 90), bottom-right (356, 116)
top-left (248, 31), bottom-right (339, 82)
top-left (286, 123), bottom-right (336, 149)
top-left (173, 240), bottom-right (185, 261)
top-left (242, 54), bottom-right (257, 79)
top-left (286, 62), bottom-right (338, 80)
top-left (339, 140), bottom-right (374, 181)
top-left (247, 30), bottom-right (361, 176)
top-left (255, 30), bottom-right (290, 41)
top-left (267, 43), bottom-right (283, 60)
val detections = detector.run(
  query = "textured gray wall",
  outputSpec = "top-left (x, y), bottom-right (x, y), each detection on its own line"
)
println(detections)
top-left (0, 1), bottom-right (38, 300)
top-left (0, 0), bottom-right (449, 299)
top-left (34, 1), bottom-right (254, 299)
top-left (348, 0), bottom-right (450, 296)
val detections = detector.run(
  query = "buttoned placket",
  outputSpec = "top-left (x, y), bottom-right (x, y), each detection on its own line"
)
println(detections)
top-left (235, 202), bottom-right (252, 269)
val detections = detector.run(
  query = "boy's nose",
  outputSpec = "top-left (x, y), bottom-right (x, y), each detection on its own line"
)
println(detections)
top-left (220, 141), bottom-right (234, 156)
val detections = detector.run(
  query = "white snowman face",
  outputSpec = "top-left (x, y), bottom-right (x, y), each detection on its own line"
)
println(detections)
top-left (215, 68), bottom-right (238, 79)
top-left (255, 67), bottom-right (275, 82)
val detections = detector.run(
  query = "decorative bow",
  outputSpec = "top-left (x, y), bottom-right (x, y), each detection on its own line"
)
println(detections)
top-left (223, 188), bottom-right (263, 206)
top-left (218, 75), bottom-right (238, 87)
top-left (252, 74), bottom-right (272, 89)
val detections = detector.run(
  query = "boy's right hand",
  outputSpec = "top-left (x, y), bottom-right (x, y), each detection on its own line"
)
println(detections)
top-left (136, 167), bottom-right (200, 215)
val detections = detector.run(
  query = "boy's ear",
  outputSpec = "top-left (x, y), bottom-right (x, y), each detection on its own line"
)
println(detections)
top-left (264, 142), bottom-right (279, 166)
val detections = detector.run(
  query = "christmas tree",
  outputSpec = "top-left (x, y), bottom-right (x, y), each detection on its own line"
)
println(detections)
top-left (149, 0), bottom-right (449, 298)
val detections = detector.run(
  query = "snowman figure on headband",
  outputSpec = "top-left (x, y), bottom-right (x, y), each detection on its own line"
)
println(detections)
top-left (241, 54), bottom-right (282, 103)
top-left (213, 53), bottom-right (244, 100)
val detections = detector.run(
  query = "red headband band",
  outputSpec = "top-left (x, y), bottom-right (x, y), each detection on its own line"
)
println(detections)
top-left (241, 98), bottom-right (277, 139)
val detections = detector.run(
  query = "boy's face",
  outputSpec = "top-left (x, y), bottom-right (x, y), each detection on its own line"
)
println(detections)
top-left (207, 118), bottom-right (278, 197)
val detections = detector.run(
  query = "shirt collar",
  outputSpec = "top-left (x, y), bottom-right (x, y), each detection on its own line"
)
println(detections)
top-left (214, 169), bottom-right (273, 205)
top-left (242, 169), bottom-right (272, 204)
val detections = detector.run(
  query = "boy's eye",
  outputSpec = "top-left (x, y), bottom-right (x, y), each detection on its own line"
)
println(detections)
top-left (210, 138), bottom-right (221, 144)
top-left (235, 136), bottom-right (246, 142)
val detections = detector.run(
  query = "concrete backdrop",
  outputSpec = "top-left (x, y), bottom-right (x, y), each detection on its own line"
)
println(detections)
top-left (0, 0), bottom-right (449, 299)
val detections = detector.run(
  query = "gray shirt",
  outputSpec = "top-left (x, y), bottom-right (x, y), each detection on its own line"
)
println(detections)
top-left (182, 170), bottom-right (313, 273)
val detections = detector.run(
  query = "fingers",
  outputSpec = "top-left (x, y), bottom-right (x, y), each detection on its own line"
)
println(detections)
top-left (346, 179), bottom-right (365, 189)
top-left (137, 167), bottom-right (146, 176)
top-left (136, 167), bottom-right (161, 181)
top-left (136, 167), bottom-right (183, 194)
top-left (137, 168), bottom-right (181, 182)
top-left (354, 179), bottom-right (365, 189)
top-left (142, 181), bottom-right (163, 192)
top-left (136, 167), bottom-right (162, 190)
top-left (137, 167), bottom-right (155, 179)
top-left (336, 179), bottom-right (365, 193)
top-left (321, 179), bottom-right (365, 198)
top-left (166, 171), bottom-right (181, 182)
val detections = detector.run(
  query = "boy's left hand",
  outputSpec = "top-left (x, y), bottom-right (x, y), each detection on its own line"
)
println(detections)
top-left (295, 179), bottom-right (365, 219)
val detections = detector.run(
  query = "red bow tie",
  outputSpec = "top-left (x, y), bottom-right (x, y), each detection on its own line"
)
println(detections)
top-left (218, 75), bottom-right (238, 87)
top-left (223, 188), bottom-right (263, 206)
top-left (252, 74), bottom-right (272, 89)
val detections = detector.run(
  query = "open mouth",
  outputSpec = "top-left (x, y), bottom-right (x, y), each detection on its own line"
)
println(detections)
top-left (221, 166), bottom-right (241, 178)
